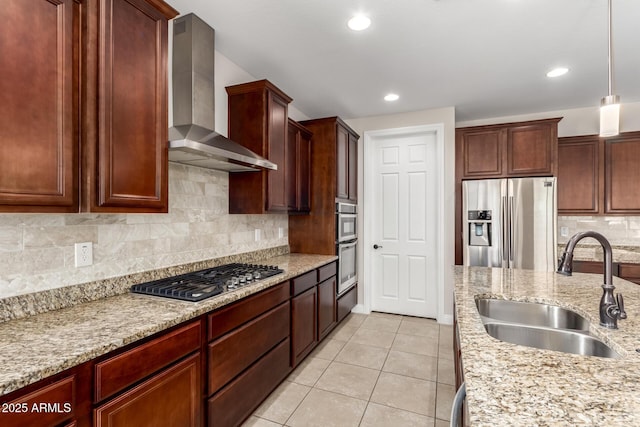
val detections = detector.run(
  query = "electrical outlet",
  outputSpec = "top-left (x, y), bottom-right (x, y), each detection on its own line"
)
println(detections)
top-left (254, 229), bottom-right (261, 242)
top-left (560, 227), bottom-right (569, 237)
top-left (75, 242), bottom-right (93, 267)
top-left (278, 227), bottom-right (284, 239)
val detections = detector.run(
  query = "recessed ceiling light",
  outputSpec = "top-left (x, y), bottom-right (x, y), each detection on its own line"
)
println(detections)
top-left (348, 15), bottom-right (371, 31)
top-left (384, 93), bottom-right (399, 102)
top-left (546, 67), bottom-right (569, 78)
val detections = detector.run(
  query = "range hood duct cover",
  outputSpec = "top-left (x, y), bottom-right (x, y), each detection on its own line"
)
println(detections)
top-left (168, 13), bottom-right (276, 172)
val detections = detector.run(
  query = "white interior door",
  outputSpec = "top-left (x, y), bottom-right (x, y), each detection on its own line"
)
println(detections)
top-left (370, 130), bottom-right (439, 317)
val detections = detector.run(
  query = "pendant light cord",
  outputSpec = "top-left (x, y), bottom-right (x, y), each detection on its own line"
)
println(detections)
top-left (607, 0), bottom-right (614, 97)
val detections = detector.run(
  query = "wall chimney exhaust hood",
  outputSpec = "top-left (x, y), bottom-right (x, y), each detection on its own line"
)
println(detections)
top-left (168, 14), bottom-right (277, 172)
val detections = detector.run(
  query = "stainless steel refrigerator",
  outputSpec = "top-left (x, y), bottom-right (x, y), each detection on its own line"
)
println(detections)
top-left (462, 177), bottom-right (557, 271)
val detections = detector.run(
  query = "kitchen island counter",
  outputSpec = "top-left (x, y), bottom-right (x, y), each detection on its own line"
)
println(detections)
top-left (0, 253), bottom-right (336, 397)
top-left (455, 266), bottom-right (640, 426)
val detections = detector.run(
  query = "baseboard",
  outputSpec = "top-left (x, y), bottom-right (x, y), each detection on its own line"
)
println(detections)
top-left (439, 314), bottom-right (454, 325)
top-left (351, 304), bottom-right (368, 314)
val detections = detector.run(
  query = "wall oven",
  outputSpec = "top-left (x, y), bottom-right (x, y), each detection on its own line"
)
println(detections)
top-left (336, 202), bottom-right (357, 295)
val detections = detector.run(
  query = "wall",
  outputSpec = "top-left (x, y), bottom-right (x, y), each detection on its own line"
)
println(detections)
top-left (346, 107), bottom-right (456, 323)
top-left (0, 48), bottom-right (305, 300)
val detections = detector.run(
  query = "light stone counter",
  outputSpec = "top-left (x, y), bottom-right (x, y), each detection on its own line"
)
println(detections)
top-left (0, 253), bottom-right (336, 397)
top-left (454, 266), bottom-right (640, 426)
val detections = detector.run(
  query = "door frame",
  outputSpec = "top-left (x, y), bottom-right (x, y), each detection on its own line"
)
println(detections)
top-left (361, 123), bottom-right (446, 322)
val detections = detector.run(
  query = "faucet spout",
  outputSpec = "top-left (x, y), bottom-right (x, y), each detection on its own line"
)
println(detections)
top-left (556, 231), bottom-right (625, 329)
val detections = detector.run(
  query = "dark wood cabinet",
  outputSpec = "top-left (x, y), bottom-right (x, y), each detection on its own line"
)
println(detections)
top-left (0, 0), bottom-right (176, 214)
top-left (94, 353), bottom-right (201, 427)
top-left (291, 286), bottom-right (318, 367)
top-left (82, 0), bottom-right (175, 213)
top-left (557, 136), bottom-right (601, 214)
top-left (605, 133), bottom-right (640, 214)
top-left (0, 0), bottom-right (79, 212)
top-left (206, 282), bottom-right (291, 426)
top-left (557, 131), bottom-right (640, 215)
top-left (337, 284), bottom-right (357, 323)
top-left (317, 277), bottom-right (337, 340)
top-left (456, 118), bottom-right (560, 180)
top-left (226, 80), bottom-right (293, 214)
top-left (287, 119), bottom-right (312, 213)
top-left (289, 117), bottom-right (360, 255)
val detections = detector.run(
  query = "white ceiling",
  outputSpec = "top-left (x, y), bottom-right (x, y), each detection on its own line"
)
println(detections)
top-left (165, 0), bottom-right (639, 122)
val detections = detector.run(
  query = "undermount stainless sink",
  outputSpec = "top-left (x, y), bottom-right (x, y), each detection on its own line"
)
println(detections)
top-left (476, 298), bottom-right (590, 331)
top-left (476, 298), bottom-right (621, 359)
top-left (483, 322), bottom-right (621, 359)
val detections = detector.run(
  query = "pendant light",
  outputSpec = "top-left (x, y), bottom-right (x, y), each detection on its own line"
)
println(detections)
top-left (600, 0), bottom-right (620, 137)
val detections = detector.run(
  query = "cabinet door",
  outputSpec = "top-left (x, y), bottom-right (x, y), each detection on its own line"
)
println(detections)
top-left (287, 122), bottom-right (299, 210)
top-left (291, 287), bottom-right (318, 367)
top-left (84, 0), bottom-right (172, 212)
top-left (506, 122), bottom-right (556, 176)
top-left (94, 353), bottom-right (201, 427)
top-left (605, 134), bottom-right (640, 214)
top-left (348, 132), bottom-right (358, 202)
top-left (317, 277), bottom-right (337, 340)
top-left (297, 127), bottom-right (313, 212)
top-left (557, 136), bottom-right (601, 214)
top-left (267, 93), bottom-right (289, 211)
top-left (336, 125), bottom-right (350, 200)
top-left (458, 129), bottom-right (503, 178)
top-left (0, 0), bottom-right (78, 212)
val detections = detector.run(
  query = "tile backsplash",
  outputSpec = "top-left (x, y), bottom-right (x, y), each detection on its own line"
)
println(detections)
top-left (558, 216), bottom-right (640, 245)
top-left (0, 164), bottom-right (288, 299)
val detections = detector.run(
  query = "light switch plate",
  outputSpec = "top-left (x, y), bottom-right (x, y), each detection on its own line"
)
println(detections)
top-left (254, 229), bottom-right (261, 242)
top-left (560, 227), bottom-right (569, 237)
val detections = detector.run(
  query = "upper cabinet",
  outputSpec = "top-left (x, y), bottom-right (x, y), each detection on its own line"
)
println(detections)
top-left (287, 119), bottom-right (312, 213)
top-left (0, 0), bottom-right (177, 213)
top-left (82, 0), bottom-right (176, 213)
top-left (0, 0), bottom-right (79, 212)
top-left (456, 118), bottom-right (561, 179)
top-left (558, 131), bottom-right (640, 215)
top-left (557, 135), bottom-right (601, 214)
top-left (289, 117), bottom-right (359, 255)
top-left (226, 80), bottom-right (293, 214)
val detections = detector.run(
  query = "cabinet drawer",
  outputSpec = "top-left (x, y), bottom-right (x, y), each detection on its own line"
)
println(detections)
top-left (0, 375), bottom-right (75, 427)
top-left (291, 270), bottom-right (317, 296)
top-left (318, 261), bottom-right (337, 283)
top-left (208, 282), bottom-right (289, 341)
top-left (94, 321), bottom-right (201, 402)
top-left (208, 338), bottom-right (290, 427)
top-left (94, 353), bottom-right (201, 427)
top-left (208, 301), bottom-right (290, 394)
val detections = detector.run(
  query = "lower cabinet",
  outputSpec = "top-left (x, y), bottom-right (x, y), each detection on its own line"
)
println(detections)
top-left (317, 277), bottom-right (337, 340)
top-left (207, 339), bottom-right (290, 427)
top-left (94, 354), bottom-right (201, 427)
top-left (291, 286), bottom-right (318, 367)
top-left (337, 285), bottom-right (357, 322)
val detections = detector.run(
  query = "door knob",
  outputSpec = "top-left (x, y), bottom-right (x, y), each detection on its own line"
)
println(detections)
top-left (373, 244), bottom-right (383, 249)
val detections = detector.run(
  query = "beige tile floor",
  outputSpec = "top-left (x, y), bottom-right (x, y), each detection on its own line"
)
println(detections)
top-left (243, 312), bottom-right (455, 427)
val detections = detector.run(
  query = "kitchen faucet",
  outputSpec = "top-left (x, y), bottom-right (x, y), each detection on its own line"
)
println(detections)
top-left (556, 231), bottom-right (626, 329)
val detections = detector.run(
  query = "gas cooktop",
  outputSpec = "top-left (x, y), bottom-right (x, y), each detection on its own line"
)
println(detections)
top-left (131, 263), bottom-right (284, 302)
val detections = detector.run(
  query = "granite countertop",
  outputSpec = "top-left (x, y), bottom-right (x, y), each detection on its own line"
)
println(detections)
top-left (454, 266), bottom-right (640, 426)
top-left (0, 253), bottom-right (336, 397)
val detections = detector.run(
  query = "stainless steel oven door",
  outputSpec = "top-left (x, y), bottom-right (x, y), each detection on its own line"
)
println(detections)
top-left (337, 240), bottom-right (357, 295)
top-left (337, 213), bottom-right (357, 242)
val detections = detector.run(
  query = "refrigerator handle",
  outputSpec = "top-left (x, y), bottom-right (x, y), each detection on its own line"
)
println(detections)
top-left (502, 196), bottom-right (508, 263)
top-left (509, 196), bottom-right (514, 262)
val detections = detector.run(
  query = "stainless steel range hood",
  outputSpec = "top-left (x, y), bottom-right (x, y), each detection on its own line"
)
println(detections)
top-left (168, 14), bottom-right (276, 172)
